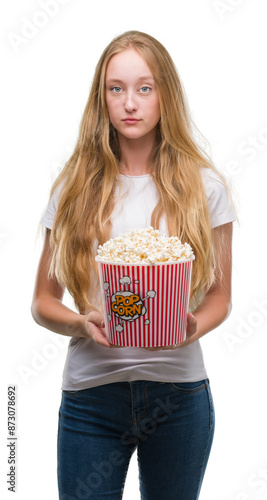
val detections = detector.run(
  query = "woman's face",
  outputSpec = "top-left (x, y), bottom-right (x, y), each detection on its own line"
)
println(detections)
top-left (105, 48), bottom-right (161, 142)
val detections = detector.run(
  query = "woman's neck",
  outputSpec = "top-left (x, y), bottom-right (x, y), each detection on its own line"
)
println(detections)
top-left (118, 133), bottom-right (156, 176)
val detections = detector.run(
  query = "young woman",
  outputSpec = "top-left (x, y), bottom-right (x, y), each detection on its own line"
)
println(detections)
top-left (31, 30), bottom-right (236, 500)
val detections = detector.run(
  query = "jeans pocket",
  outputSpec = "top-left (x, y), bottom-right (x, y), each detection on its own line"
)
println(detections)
top-left (169, 380), bottom-right (206, 393)
top-left (62, 387), bottom-right (100, 402)
top-left (62, 390), bottom-right (82, 400)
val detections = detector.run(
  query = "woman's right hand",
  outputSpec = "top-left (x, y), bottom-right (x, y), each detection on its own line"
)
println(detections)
top-left (84, 311), bottom-right (121, 348)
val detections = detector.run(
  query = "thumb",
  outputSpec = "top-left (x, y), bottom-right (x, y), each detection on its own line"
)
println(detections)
top-left (86, 311), bottom-right (105, 328)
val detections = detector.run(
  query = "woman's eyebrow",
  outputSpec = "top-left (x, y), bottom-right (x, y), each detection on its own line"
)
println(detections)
top-left (106, 75), bottom-right (155, 85)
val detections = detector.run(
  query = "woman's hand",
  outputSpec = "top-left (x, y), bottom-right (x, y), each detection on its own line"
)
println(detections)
top-left (141, 313), bottom-right (198, 351)
top-left (176, 313), bottom-right (198, 348)
top-left (84, 311), bottom-right (122, 348)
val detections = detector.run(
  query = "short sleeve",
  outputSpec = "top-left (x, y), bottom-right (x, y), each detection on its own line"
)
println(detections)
top-left (41, 183), bottom-right (63, 229)
top-left (201, 168), bottom-right (236, 228)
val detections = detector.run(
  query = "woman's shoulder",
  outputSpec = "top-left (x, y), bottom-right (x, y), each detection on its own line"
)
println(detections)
top-left (200, 167), bottom-right (236, 227)
top-left (41, 180), bottom-right (65, 229)
top-left (200, 166), bottom-right (228, 199)
top-left (200, 166), bottom-right (225, 185)
top-left (50, 179), bottom-right (67, 205)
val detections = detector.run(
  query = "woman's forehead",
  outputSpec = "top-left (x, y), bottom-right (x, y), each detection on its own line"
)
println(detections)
top-left (105, 49), bottom-right (154, 82)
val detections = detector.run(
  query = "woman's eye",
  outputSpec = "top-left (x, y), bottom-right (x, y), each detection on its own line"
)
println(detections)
top-left (111, 86), bottom-right (122, 93)
top-left (139, 86), bottom-right (152, 93)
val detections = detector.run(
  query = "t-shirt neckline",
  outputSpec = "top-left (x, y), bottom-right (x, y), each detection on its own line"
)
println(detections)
top-left (120, 173), bottom-right (151, 179)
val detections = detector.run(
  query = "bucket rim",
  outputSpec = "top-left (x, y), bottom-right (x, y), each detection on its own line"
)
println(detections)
top-left (95, 255), bottom-right (195, 266)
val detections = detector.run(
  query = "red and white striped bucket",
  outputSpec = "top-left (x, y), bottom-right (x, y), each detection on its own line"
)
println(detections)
top-left (96, 258), bottom-right (194, 347)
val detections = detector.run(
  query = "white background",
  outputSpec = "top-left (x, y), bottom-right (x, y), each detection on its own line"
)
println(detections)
top-left (1, 0), bottom-right (267, 499)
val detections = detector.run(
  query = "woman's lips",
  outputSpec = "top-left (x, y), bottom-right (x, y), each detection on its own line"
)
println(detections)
top-left (123, 118), bottom-right (140, 124)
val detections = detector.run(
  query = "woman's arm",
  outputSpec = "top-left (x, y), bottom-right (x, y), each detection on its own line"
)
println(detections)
top-left (31, 229), bottom-right (112, 347)
top-left (178, 221), bottom-right (233, 348)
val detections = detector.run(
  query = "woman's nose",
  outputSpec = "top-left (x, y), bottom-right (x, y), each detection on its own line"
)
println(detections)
top-left (124, 92), bottom-right (137, 113)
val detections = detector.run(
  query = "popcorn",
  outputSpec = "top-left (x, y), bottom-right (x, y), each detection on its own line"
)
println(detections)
top-left (96, 227), bottom-right (194, 264)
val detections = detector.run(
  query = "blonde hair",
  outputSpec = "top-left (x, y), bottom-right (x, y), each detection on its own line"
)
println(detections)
top-left (48, 30), bottom-right (233, 314)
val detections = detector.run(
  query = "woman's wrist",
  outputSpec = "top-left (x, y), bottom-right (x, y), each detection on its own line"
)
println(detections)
top-left (64, 313), bottom-right (88, 338)
top-left (32, 295), bottom-right (89, 339)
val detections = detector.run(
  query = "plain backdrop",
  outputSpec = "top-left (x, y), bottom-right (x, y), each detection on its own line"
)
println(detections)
top-left (1, 1), bottom-right (267, 499)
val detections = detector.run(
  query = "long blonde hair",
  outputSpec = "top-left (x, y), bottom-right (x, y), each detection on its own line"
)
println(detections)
top-left (48, 30), bottom-right (233, 314)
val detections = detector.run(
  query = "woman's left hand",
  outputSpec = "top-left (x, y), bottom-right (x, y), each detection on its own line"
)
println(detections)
top-left (141, 312), bottom-right (197, 351)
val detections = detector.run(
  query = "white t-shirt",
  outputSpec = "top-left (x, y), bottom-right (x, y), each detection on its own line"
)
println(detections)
top-left (41, 168), bottom-right (236, 389)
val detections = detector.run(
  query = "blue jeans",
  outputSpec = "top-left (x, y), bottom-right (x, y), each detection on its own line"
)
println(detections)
top-left (57, 379), bottom-right (215, 500)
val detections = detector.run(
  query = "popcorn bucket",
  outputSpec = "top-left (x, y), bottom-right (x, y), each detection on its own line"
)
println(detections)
top-left (96, 257), bottom-right (194, 347)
